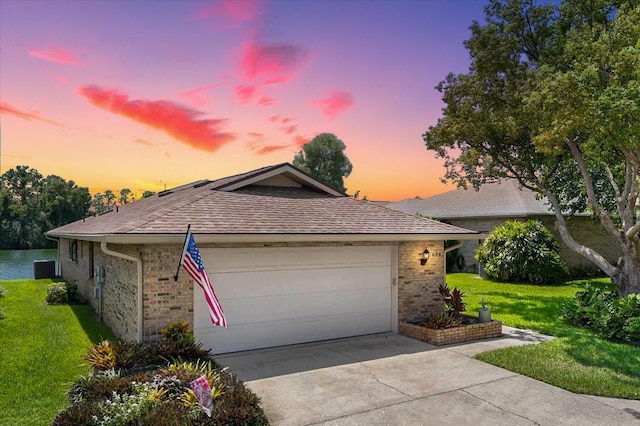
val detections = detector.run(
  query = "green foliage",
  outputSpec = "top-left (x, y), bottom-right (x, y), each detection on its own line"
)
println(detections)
top-left (161, 318), bottom-right (195, 342)
top-left (476, 220), bottom-right (568, 284)
top-left (0, 306), bottom-right (4, 320)
top-left (422, 0), bottom-right (640, 293)
top-left (561, 282), bottom-right (640, 342)
top-left (83, 339), bottom-right (213, 373)
top-left (45, 282), bottom-right (85, 305)
top-left (56, 349), bottom-right (268, 425)
top-left (0, 166), bottom-right (91, 249)
top-left (293, 133), bottom-right (353, 192)
top-left (0, 285), bottom-right (5, 297)
top-left (419, 312), bottom-right (463, 329)
top-left (438, 283), bottom-right (467, 315)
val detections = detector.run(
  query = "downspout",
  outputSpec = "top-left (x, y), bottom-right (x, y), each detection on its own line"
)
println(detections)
top-left (45, 235), bottom-right (60, 277)
top-left (444, 241), bottom-right (464, 276)
top-left (100, 241), bottom-right (144, 343)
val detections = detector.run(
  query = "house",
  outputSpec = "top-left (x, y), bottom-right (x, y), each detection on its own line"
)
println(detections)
top-left (46, 163), bottom-right (480, 354)
top-left (386, 180), bottom-right (621, 274)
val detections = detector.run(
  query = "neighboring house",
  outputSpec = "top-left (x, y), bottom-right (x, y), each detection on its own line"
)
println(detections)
top-left (387, 180), bottom-right (621, 275)
top-left (47, 163), bottom-right (479, 354)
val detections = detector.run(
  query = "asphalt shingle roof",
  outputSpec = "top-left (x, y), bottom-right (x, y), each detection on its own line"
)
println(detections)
top-left (47, 164), bottom-right (477, 239)
top-left (387, 180), bottom-right (554, 219)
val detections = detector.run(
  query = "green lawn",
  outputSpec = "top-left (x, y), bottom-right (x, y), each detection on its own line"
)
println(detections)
top-left (0, 279), bottom-right (116, 426)
top-left (449, 273), bottom-right (640, 399)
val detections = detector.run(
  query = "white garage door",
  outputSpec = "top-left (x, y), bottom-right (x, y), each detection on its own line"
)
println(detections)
top-left (194, 246), bottom-right (396, 354)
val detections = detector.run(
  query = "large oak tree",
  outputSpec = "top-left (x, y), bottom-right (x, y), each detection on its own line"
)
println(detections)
top-left (423, 0), bottom-right (640, 295)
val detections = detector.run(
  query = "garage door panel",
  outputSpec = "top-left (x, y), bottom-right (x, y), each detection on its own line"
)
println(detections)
top-left (195, 246), bottom-right (394, 354)
top-left (212, 266), bottom-right (390, 299)
top-left (196, 310), bottom-right (391, 354)
top-left (196, 287), bottom-right (390, 325)
top-left (203, 247), bottom-right (391, 273)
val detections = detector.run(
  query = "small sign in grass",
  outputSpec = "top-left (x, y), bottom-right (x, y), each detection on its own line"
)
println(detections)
top-left (0, 279), bottom-right (116, 425)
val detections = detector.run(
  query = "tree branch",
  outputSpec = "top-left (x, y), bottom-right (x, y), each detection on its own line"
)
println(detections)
top-left (564, 137), bottom-right (620, 237)
top-left (544, 189), bottom-right (618, 276)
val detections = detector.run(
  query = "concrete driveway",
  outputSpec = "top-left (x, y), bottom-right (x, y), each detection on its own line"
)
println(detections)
top-left (217, 328), bottom-right (640, 425)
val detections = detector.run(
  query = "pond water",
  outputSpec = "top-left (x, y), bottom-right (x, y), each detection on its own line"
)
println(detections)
top-left (0, 249), bottom-right (57, 280)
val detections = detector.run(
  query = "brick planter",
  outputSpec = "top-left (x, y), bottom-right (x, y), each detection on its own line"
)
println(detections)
top-left (399, 317), bottom-right (503, 346)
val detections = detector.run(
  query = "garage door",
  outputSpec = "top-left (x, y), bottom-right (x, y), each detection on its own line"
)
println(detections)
top-left (194, 246), bottom-right (396, 354)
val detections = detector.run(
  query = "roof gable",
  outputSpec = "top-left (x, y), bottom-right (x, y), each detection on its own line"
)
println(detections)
top-left (212, 163), bottom-right (345, 196)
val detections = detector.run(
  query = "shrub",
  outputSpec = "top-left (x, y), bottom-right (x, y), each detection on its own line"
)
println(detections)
top-left (162, 318), bottom-right (195, 342)
top-left (46, 282), bottom-right (68, 304)
top-left (57, 356), bottom-right (267, 425)
top-left (45, 282), bottom-right (85, 305)
top-left (57, 321), bottom-right (267, 425)
top-left (0, 285), bottom-right (5, 297)
top-left (83, 339), bottom-right (214, 374)
top-left (0, 306), bottom-right (4, 320)
top-left (561, 282), bottom-right (640, 342)
top-left (475, 220), bottom-right (569, 284)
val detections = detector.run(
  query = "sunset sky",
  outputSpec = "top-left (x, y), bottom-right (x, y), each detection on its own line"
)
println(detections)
top-left (0, 0), bottom-right (487, 201)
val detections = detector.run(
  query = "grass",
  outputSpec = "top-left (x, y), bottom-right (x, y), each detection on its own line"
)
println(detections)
top-left (0, 279), bottom-right (116, 426)
top-left (448, 273), bottom-right (640, 399)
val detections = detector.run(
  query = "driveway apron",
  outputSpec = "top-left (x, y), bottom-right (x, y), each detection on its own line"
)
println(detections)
top-left (217, 330), bottom-right (640, 425)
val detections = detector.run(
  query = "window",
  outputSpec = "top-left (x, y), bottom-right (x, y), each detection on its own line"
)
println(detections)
top-left (89, 242), bottom-right (94, 278)
top-left (69, 240), bottom-right (78, 262)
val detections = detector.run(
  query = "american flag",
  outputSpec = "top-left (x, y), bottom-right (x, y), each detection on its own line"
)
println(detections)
top-left (180, 232), bottom-right (227, 327)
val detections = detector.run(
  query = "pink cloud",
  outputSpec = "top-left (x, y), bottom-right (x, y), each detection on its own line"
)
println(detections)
top-left (240, 41), bottom-right (307, 81)
top-left (294, 135), bottom-right (311, 148)
top-left (78, 86), bottom-right (235, 152)
top-left (246, 131), bottom-right (293, 155)
top-left (0, 102), bottom-right (65, 127)
top-left (311, 91), bottom-right (354, 120)
top-left (282, 125), bottom-right (297, 135)
top-left (258, 96), bottom-right (276, 106)
top-left (194, 0), bottom-right (261, 26)
top-left (178, 84), bottom-right (225, 107)
top-left (235, 84), bottom-right (260, 103)
top-left (266, 115), bottom-right (299, 134)
top-left (28, 47), bottom-right (83, 66)
top-left (255, 144), bottom-right (291, 154)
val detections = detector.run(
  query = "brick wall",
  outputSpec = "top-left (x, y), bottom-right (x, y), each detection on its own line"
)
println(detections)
top-left (397, 241), bottom-right (445, 322)
top-left (58, 238), bottom-right (140, 342)
top-left (142, 244), bottom-right (194, 341)
top-left (100, 244), bottom-right (140, 342)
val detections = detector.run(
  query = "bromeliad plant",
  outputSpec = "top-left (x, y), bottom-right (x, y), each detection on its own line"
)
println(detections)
top-left (417, 284), bottom-right (469, 330)
top-left (439, 283), bottom-right (467, 317)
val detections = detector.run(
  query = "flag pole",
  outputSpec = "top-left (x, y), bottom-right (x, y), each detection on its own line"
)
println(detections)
top-left (174, 224), bottom-right (191, 281)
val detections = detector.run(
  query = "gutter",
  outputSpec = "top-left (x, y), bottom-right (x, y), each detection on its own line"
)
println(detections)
top-left (100, 241), bottom-right (144, 343)
top-left (47, 232), bottom-right (483, 245)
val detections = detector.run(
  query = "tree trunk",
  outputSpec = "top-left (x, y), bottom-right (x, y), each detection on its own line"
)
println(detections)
top-left (612, 253), bottom-right (640, 297)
